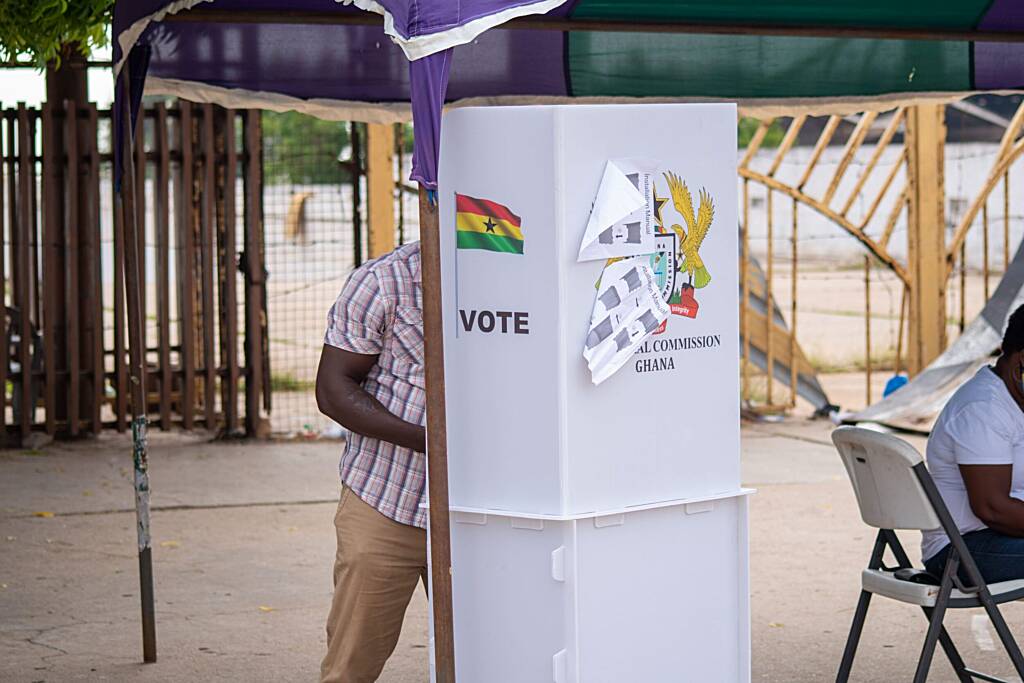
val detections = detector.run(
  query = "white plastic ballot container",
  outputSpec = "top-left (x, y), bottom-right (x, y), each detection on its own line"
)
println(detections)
top-left (446, 492), bottom-right (752, 683)
top-left (430, 104), bottom-right (749, 683)
top-left (438, 103), bottom-right (741, 517)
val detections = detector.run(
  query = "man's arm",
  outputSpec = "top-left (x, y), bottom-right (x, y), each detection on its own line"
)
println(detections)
top-left (960, 464), bottom-right (1024, 536)
top-left (315, 344), bottom-right (426, 453)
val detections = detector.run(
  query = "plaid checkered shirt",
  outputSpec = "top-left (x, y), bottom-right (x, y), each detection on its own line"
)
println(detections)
top-left (324, 242), bottom-right (426, 528)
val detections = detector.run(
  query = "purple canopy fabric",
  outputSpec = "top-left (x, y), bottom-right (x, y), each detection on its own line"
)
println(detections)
top-left (113, 0), bottom-right (570, 189)
top-left (113, 0), bottom-right (1024, 190)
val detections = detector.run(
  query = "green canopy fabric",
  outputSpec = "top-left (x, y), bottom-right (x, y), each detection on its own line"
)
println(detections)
top-left (569, 33), bottom-right (969, 98)
top-left (572, 0), bottom-right (995, 28)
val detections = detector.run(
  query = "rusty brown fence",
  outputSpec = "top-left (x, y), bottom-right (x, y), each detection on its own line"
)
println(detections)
top-left (0, 100), bottom-right (269, 444)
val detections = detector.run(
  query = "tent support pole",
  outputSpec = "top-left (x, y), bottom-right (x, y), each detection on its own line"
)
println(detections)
top-left (118, 70), bottom-right (158, 664)
top-left (419, 188), bottom-right (456, 682)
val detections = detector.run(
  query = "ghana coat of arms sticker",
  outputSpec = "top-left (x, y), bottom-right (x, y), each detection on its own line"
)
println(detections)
top-left (653, 171), bottom-right (716, 321)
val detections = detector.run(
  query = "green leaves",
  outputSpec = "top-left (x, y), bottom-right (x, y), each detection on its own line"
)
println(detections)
top-left (263, 112), bottom-right (353, 185)
top-left (0, 0), bottom-right (113, 67)
top-left (738, 118), bottom-right (786, 149)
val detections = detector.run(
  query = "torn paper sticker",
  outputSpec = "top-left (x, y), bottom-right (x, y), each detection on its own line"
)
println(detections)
top-left (583, 257), bottom-right (670, 385)
top-left (578, 159), bottom-right (660, 262)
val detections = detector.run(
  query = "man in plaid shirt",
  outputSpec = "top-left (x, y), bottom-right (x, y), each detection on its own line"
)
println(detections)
top-left (315, 241), bottom-right (426, 682)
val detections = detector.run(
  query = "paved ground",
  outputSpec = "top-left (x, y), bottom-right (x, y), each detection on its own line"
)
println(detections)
top-left (2, 422), bottom-right (1023, 682)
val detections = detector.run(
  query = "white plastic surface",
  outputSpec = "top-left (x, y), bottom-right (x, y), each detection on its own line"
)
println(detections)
top-left (862, 568), bottom-right (1024, 607)
top-left (448, 493), bottom-right (752, 683)
top-left (831, 426), bottom-right (941, 530)
top-left (438, 104), bottom-right (741, 516)
top-left (441, 487), bottom-right (750, 521)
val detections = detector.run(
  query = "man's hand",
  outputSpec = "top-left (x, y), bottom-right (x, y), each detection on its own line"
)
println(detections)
top-left (960, 464), bottom-right (1024, 537)
top-left (316, 345), bottom-right (426, 452)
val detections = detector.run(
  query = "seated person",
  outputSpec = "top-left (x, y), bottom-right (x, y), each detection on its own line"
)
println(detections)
top-left (923, 304), bottom-right (1024, 584)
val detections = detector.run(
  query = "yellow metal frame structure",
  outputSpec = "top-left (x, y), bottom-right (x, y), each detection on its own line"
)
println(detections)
top-left (739, 101), bottom-right (1024, 412)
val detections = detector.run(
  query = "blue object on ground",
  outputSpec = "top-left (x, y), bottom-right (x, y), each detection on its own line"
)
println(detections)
top-left (883, 374), bottom-right (909, 397)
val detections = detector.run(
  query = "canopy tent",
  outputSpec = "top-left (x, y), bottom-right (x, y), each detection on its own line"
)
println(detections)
top-left (111, 1), bottom-right (1024, 676)
top-left (114, 1), bottom-right (1024, 188)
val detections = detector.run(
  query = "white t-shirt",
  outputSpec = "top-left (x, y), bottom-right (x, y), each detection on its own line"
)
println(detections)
top-left (921, 366), bottom-right (1024, 561)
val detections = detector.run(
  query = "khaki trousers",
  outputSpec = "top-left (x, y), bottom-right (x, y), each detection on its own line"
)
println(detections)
top-left (320, 486), bottom-right (427, 683)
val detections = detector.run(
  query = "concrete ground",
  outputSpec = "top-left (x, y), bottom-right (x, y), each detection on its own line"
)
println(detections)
top-left (2, 423), bottom-right (1023, 682)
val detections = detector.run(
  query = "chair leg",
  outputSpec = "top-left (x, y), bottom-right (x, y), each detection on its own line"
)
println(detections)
top-left (914, 604), bottom-right (948, 683)
top-left (914, 559), bottom-right (958, 683)
top-left (978, 596), bottom-right (1024, 677)
top-left (836, 590), bottom-right (872, 683)
top-left (921, 607), bottom-right (973, 683)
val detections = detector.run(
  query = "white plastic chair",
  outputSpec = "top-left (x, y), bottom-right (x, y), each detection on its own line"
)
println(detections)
top-left (832, 426), bottom-right (1024, 683)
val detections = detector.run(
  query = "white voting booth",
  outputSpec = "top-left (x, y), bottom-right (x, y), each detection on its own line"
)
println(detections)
top-left (430, 104), bottom-right (750, 682)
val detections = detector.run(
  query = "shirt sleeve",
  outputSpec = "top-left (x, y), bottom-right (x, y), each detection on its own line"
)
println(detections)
top-left (324, 266), bottom-right (389, 354)
top-left (945, 401), bottom-right (1017, 466)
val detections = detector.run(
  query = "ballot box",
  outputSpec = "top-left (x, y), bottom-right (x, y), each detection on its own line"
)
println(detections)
top-left (438, 104), bottom-right (741, 517)
top-left (445, 492), bottom-right (752, 683)
top-left (432, 104), bottom-right (749, 683)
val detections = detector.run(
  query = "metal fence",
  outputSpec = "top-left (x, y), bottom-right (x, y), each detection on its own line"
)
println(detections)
top-left (0, 100), bottom-right (269, 444)
top-left (262, 121), bottom-right (418, 436)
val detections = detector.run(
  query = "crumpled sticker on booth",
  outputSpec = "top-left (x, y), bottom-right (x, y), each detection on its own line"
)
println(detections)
top-left (577, 159), bottom-right (660, 262)
top-left (584, 257), bottom-right (670, 385)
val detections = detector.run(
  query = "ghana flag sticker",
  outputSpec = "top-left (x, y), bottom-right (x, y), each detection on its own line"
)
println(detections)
top-left (455, 193), bottom-right (524, 255)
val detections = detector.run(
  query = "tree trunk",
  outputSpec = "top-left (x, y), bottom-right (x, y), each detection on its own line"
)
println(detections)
top-left (45, 43), bottom-right (93, 435)
top-left (46, 44), bottom-right (89, 104)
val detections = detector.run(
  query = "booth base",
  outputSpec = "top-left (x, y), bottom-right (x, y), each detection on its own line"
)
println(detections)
top-left (442, 491), bottom-right (752, 683)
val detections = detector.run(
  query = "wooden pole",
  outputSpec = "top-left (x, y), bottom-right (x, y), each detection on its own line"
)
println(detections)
top-left (418, 188), bottom-right (456, 682)
top-left (983, 202), bottom-right (990, 302)
top-left (178, 102), bottom-right (197, 429)
top-left (155, 103), bottom-right (172, 431)
top-left (66, 100), bottom-right (81, 437)
top-left (351, 123), bottom-right (364, 267)
top-left (959, 242), bottom-right (967, 333)
top-left (88, 104), bottom-right (104, 434)
top-left (0, 108), bottom-right (7, 444)
top-left (41, 104), bottom-right (58, 436)
top-left (790, 198), bottom-right (798, 408)
top-left (904, 104), bottom-right (947, 376)
top-left (200, 105), bottom-right (217, 429)
top-left (1005, 172), bottom-right (1011, 272)
top-left (864, 255), bottom-right (872, 406)
top-left (765, 189), bottom-right (774, 406)
top-left (366, 123), bottom-right (396, 258)
top-left (395, 123), bottom-right (405, 244)
top-left (16, 105), bottom-right (33, 439)
top-left (118, 71), bottom-right (158, 664)
top-left (895, 286), bottom-right (907, 375)
top-left (243, 110), bottom-right (267, 435)
top-left (112, 123), bottom-right (128, 432)
top-left (216, 107), bottom-right (241, 434)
